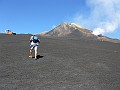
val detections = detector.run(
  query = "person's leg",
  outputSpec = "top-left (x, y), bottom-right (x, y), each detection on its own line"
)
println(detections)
top-left (29, 45), bottom-right (33, 58)
top-left (34, 46), bottom-right (38, 60)
top-left (29, 49), bottom-right (32, 58)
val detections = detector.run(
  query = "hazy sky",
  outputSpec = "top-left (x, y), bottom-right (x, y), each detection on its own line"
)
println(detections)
top-left (0, 0), bottom-right (120, 39)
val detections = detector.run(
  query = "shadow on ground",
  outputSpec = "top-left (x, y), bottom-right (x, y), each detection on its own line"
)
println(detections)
top-left (32, 55), bottom-right (44, 59)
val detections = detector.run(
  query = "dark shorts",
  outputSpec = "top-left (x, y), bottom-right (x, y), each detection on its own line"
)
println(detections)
top-left (30, 44), bottom-right (38, 50)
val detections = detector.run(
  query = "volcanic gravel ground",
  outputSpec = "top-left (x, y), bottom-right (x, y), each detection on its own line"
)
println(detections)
top-left (0, 34), bottom-right (120, 90)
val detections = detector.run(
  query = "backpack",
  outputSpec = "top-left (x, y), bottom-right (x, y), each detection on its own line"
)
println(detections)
top-left (33, 36), bottom-right (39, 43)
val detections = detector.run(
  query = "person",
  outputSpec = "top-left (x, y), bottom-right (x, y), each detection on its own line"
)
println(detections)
top-left (29, 34), bottom-right (40, 60)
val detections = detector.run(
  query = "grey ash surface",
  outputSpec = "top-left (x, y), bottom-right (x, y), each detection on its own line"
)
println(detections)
top-left (0, 34), bottom-right (120, 90)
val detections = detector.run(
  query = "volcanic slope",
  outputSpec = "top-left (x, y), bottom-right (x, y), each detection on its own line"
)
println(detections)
top-left (44, 22), bottom-right (95, 39)
top-left (43, 22), bottom-right (120, 43)
top-left (0, 34), bottom-right (120, 90)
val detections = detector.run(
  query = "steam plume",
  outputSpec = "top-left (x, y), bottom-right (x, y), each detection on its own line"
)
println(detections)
top-left (72, 0), bottom-right (120, 36)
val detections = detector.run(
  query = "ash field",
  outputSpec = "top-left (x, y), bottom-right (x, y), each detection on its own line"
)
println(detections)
top-left (0, 34), bottom-right (120, 90)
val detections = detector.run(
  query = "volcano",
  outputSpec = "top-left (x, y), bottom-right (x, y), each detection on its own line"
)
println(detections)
top-left (43, 22), bottom-right (96, 39)
top-left (41, 22), bottom-right (120, 43)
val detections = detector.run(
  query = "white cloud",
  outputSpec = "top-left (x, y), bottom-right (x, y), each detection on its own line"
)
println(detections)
top-left (92, 28), bottom-right (105, 35)
top-left (72, 0), bottom-right (120, 36)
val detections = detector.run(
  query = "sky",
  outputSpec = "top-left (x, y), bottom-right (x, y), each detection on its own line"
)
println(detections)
top-left (0, 0), bottom-right (120, 39)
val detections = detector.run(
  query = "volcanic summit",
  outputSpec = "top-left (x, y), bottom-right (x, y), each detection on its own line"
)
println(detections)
top-left (41, 22), bottom-right (120, 43)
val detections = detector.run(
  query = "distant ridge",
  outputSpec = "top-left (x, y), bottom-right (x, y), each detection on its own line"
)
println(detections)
top-left (40, 22), bottom-right (120, 43)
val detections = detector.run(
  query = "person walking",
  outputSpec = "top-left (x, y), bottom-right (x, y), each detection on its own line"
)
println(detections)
top-left (29, 34), bottom-right (40, 60)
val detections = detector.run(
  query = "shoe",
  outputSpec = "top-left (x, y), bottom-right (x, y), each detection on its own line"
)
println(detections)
top-left (29, 56), bottom-right (32, 58)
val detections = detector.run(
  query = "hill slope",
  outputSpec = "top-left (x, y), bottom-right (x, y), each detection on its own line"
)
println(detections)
top-left (41, 22), bottom-right (120, 43)
top-left (44, 22), bottom-right (96, 39)
top-left (0, 34), bottom-right (120, 90)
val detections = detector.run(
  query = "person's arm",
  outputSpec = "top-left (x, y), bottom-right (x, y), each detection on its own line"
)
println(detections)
top-left (30, 36), bottom-right (33, 42)
top-left (38, 39), bottom-right (40, 43)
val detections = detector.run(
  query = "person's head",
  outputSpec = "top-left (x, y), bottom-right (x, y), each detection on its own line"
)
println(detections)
top-left (32, 34), bottom-right (36, 36)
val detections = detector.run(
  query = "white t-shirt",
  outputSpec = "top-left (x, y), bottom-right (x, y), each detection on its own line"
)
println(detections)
top-left (30, 35), bottom-right (40, 45)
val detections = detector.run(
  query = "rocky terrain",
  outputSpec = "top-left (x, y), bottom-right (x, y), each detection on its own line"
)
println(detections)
top-left (0, 34), bottom-right (120, 90)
